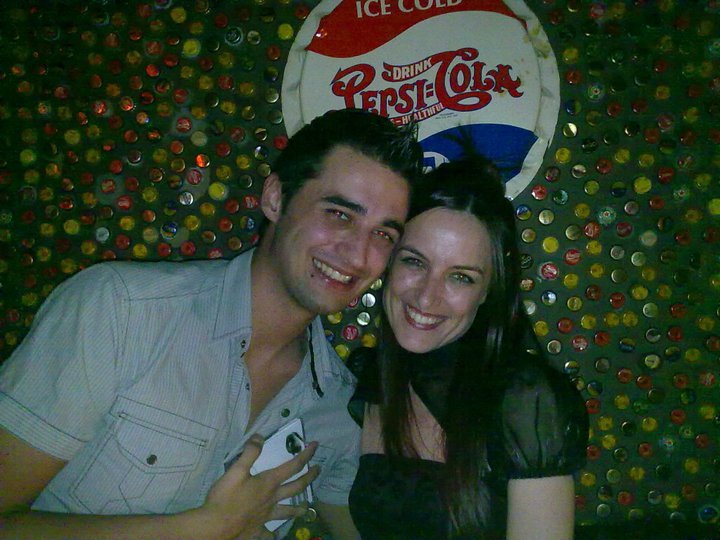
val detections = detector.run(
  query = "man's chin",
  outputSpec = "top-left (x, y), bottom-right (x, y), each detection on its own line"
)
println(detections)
top-left (311, 286), bottom-right (366, 312)
top-left (295, 292), bottom-right (356, 317)
top-left (318, 299), bottom-right (356, 315)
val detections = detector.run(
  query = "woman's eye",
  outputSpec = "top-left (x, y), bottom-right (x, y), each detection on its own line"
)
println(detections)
top-left (400, 256), bottom-right (423, 267)
top-left (451, 272), bottom-right (475, 284)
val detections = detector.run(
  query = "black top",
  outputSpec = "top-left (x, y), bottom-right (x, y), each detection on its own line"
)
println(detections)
top-left (347, 347), bottom-right (588, 539)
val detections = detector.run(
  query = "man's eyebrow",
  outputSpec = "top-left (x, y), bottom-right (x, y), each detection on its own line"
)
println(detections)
top-left (322, 195), bottom-right (404, 235)
top-left (322, 195), bottom-right (366, 215)
top-left (384, 219), bottom-right (404, 236)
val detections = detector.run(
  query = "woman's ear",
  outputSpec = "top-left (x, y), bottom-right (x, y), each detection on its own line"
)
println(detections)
top-left (261, 173), bottom-right (283, 222)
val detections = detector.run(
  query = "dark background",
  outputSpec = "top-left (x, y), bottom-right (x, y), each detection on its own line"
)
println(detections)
top-left (0, 1), bottom-right (718, 537)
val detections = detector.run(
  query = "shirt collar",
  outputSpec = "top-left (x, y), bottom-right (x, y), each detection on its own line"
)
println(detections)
top-left (212, 248), bottom-right (338, 388)
top-left (213, 248), bottom-right (254, 339)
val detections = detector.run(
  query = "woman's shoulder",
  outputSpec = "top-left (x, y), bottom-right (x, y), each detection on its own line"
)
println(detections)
top-left (495, 352), bottom-right (588, 429)
top-left (489, 351), bottom-right (589, 479)
top-left (497, 352), bottom-right (579, 402)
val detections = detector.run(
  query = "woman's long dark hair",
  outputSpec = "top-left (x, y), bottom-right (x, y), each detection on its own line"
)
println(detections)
top-left (378, 148), bottom-right (527, 537)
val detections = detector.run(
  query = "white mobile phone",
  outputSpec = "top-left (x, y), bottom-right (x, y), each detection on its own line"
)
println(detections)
top-left (249, 418), bottom-right (314, 531)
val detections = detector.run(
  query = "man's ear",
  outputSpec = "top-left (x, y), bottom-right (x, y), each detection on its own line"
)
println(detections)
top-left (261, 173), bottom-right (283, 223)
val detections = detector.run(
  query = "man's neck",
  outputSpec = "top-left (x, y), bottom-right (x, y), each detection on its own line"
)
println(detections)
top-left (249, 242), bottom-right (317, 354)
top-left (241, 243), bottom-right (319, 426)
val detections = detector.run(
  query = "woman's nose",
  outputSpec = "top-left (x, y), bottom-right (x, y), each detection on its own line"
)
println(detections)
top-left (415, 276), bottom-right (442, 311)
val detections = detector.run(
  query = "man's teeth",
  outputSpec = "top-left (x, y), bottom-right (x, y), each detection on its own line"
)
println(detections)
top-left (406, 305), bottom-right (442, 326)
top-left (314, 259), bottom-right (352, 283)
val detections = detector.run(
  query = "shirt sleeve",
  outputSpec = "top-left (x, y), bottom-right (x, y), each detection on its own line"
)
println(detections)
top-left (488, 355), bottom-right (589, 480)
top-left (346, 347), bottom-right (381, 426)
top-left (0, 263), bottom-right (128, 460)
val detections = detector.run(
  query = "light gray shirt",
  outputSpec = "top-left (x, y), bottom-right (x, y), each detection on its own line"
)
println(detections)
top-left (0, 248), bottom-right (360, 520)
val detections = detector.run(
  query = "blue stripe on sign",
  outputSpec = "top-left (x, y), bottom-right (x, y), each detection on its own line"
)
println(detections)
top-left (420, 124), bottom-right (538, 182)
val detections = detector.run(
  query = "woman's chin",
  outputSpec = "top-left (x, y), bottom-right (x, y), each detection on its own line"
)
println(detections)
top-left (391, 318), bottom-right (445, 354)
top-left (396, 336), bottom-right (438, 354)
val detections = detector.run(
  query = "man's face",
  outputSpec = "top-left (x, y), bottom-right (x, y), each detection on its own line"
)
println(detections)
top-left (268, 145), bottom-right (410, 317)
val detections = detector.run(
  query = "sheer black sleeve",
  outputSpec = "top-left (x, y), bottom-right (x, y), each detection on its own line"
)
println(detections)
top-left (346, 346), bottom-right (381, 427)
top-left (488, 355), bottom-right (589, 480)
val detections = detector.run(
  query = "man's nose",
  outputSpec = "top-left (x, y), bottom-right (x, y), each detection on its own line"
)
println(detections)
top-left (341, 230), bottom-right (371, 270)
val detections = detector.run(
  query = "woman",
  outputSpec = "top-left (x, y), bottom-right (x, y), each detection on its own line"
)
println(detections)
top-left (347, 152), bottom-right (588, 539)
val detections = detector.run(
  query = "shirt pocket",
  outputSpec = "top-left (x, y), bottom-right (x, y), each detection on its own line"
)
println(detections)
top-left (309, 444), bottom-right (345, 499)
top-left (71, 397), bottom-right (216, 514)
top-left (309, 444), bottom-right (336, 470)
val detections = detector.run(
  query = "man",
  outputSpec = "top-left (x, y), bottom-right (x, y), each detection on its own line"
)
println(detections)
top-left (0, 108), bottom-right (423, 539)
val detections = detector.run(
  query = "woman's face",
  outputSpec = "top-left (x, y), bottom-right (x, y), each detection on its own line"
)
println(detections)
top-left (384, 207), bottom-right (494, 354)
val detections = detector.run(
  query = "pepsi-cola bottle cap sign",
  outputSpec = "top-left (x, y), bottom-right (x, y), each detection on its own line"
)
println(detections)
top-left (282, 0), bottom-right (560, 199)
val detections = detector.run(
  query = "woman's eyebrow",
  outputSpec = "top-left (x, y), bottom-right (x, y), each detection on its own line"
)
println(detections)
top-left (400, 246), bottom-right (484, 274)
top-left (397, 246), bottom-right (425, 259)
top-left (452, 265), bottom-right (484, 274)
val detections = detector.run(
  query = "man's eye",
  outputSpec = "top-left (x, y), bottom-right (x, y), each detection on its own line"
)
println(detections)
top-left (374, 230), bottom-right (396, 244)
top-left (327, 209), bottom-right (350, 221)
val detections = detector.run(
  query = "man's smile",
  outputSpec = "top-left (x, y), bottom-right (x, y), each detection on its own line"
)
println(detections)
top-left (313, 258), bottom-right (353, 284)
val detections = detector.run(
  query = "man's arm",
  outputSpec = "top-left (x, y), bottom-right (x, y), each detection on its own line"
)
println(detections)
top-left (314, 501), bottom-right (359, 540)
top-left (1, 429), bottom-right (319, 540)
top-left (0, 429), bottom-right (66, 515)
top-left (506, 475), bottom-right (575, 540)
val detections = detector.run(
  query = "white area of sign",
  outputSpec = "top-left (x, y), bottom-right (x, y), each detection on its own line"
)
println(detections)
top-left (282, 0), bottom-right (559, 199)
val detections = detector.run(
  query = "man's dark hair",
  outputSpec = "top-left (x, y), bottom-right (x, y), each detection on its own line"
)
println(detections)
top-left (272, 108), bottom-right (423, 206)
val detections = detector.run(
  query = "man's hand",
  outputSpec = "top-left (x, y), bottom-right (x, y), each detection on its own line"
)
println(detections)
top-left (196, 434), bottom-right (320, 540)
top-left (0, 429), bottom-right (319, 540)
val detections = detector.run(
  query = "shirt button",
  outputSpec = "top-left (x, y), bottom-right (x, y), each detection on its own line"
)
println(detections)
top-left (281, 408), bottom-right (290, 417)
top-left (146, 454), bottom-right (157, 465)
top-left (240, 339), bottom-right (247, 348)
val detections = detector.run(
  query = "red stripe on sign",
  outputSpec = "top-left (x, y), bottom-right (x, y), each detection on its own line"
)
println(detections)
top-left (307, 0), bottom-right (523, 58)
